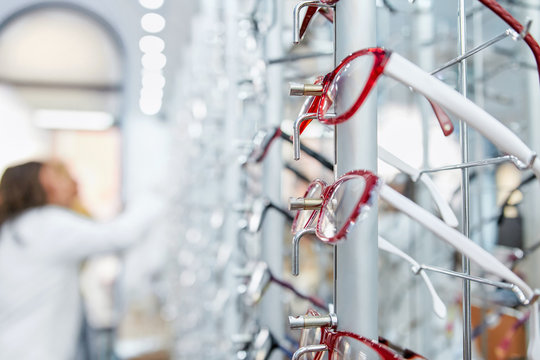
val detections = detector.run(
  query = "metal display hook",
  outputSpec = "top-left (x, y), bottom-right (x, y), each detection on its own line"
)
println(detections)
top-left (292, 112), bottom-right (336, 161)
top-left (292, 0), bottom-right (335, 43)
top-left (267, 51), bottom-right (333, 65)
top-left (291, 344), bottom-right (328, 360)
top-left (291, 228), bottom-right (318, 276)
top-left (288, 308), bottom-right (338, 330)
top-left (430, 25), bottom-right (531, 76)
top-left (418, 153), bottom-right (537, 177)
top-left (412, 264), bottom-right (535, 306)
top-left (289, 305), bottom-right (337, 359)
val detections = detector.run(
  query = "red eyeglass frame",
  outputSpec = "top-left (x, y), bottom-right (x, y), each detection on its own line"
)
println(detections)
top-left (291, 170), bottom-right (380, 243)
top-left (297, 47), bottom-right (453, 136)
top-left (301, 309), bottom-right (426, 360)
top-left (318, 48), bottom-right (389, 124)
top-left (299, 0), bottom-right (337, 41)
top-left (477, 0), bottom-right (540, 85)
top-left (299, 0), bottom-right (540, 85)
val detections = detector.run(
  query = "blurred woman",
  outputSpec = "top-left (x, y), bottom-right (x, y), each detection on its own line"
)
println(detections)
top-left (0, 160), bottom-right (162, 360)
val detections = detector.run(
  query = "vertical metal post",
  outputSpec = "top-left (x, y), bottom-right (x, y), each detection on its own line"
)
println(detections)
top-left (471, 7), bottom-right (491, 359)
top-left (412, 0), bottom-right (435, 352)
top-left (523, 1), bottom-right (540, 290)
top-left (335, 0), bottom-right (378, 339)
top-left (261, 1), bottom-right (285, 356)
top-left (223, 0), bottom-right (242, 355)
top-left (457, 0), bottom-right (472, 358)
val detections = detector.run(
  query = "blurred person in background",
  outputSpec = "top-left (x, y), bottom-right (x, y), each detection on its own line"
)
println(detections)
top-left (0, 160), bottom-right (163, 360)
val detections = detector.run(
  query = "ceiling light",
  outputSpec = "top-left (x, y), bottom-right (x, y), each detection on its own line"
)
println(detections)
top-left (33, 110), bottom-right (114, 130)
top-left (141, 13), bottom-right (165, 33)
top-left (139, 35), bottom-right (165, 53)
top-left (139, 0), bottom-right (164, 10)
top-left (141, 52), bottom-right (166, 70)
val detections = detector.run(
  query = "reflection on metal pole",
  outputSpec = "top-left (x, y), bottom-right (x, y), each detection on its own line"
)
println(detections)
top-left (457, 0), bottom-right (472, 358)
top-left (335, 0), bottom-right (378, 340)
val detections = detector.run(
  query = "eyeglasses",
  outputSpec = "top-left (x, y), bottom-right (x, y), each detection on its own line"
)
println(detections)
top-left (291, 193), bottom-right (447, 318)
top-left (290, 47), bottom-right (454, 137)
top-left (243, 327), bottom-right (294, 360)
top-left (477, 0), bottom-right (540, 84)
top-left (291, 308), bottom-right (425, 359)
top-left (244, 197), bottom-right (293, 233)
top-left (293, 0), bottom-right (336, 43)
top-left (243, 261), bottom-right (328, 310)
top-left (289, 169), bottom-right (536, 305)
top-left (242, 126), bottom-right (333, 171)
top-left (288, 118), bottom-right (458, 227)
top-left (290, 170), bottom-right (378, 242)
top-left (290, 47), bottom-right (540, 179)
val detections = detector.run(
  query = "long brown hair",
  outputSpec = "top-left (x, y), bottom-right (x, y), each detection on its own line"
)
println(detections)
top-left (0, 161), bottom-right (47, 226)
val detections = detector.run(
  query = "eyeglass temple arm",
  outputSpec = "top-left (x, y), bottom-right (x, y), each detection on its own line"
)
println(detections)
top-left (378, 184), bottom-right (537, 304)
top-left (384, 52), bottom-right (540, 180)
top-left (285, 163), bottom-right (312, 183)
top-left (280, 130), bottom-right (334, 170)
top-left (378, 236), bottom-right (447, 319)
top-left (270, 272), bottom-right (328, 310)
top-left (268, 202), bottom-right (295, 222)
top-left (251, 199), bottom-right (294, 233)
top-left (292, 344), bottom-right (328, 360)
top-left (378, 146), bottom-right (459, 227)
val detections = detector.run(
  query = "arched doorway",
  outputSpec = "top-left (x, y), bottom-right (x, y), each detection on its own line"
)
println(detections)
top-left (0, 5), bottom-right (123, 218)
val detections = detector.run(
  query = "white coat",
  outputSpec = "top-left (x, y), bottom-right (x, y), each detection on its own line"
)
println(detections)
top-left (0, 201), bottom-right (160, 360)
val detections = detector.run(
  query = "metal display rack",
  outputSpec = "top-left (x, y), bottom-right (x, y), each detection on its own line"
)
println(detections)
top-left (168, 0), bottom-right (540, 359)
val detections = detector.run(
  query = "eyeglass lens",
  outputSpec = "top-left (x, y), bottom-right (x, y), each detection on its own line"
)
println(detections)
top-left (320, 52), bottom-right (376, 119)
top-left (292, 181), bottom-right (324, 234)
top-left (318, 176), bottom-right (367, 239)
top-left (331, 335), bottom-right (386, 360)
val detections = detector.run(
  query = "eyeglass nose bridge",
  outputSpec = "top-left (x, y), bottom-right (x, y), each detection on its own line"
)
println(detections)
top-left (292, 344), bottom-right (328, 360)
top-left (293, 1), bottom-right (334, 43)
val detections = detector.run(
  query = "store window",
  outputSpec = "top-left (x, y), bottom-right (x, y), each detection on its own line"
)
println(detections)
top-left (0, 6), bottom-right (123, 219)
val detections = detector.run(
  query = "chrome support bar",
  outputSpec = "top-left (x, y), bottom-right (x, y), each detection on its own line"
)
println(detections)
top-left (289, 197), bottom-right (323, 210)
top-left (288, 312), bottom-right (337, 329)
top-left (292, 228), bottom-right (316, 276)
top-left (292, 345), bottom-right (328, 360)
top-left (293, 0), bottom-right (334, 43)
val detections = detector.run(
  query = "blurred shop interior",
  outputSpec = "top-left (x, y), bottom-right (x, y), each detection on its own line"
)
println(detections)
top-left (0, 0), bottom-right (540, 359)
